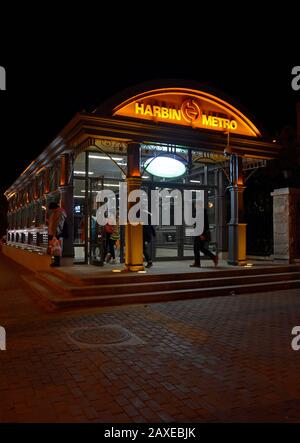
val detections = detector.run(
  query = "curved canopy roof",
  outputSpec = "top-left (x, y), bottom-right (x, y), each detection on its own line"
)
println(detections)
top-left (94, 79), bottom-right (265, 139)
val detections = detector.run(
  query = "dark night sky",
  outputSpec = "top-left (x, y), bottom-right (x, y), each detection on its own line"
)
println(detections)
top-left (0, 24), bottom-right (299, 193)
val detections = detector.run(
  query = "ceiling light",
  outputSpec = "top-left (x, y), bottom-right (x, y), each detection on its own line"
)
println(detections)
top-left (144, 156), bottom-right (186, 178)
top-left (89, 155), bottom-right (125, 161)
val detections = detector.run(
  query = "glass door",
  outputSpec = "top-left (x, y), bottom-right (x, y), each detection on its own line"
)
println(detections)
top-left (144, 183), bottom-right (216, 261)
top-left (73, 177), bottom-right (86, 263)
top-left (154, 193), bottom-right (181, 259)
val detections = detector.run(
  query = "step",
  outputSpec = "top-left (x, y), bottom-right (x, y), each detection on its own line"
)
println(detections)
top-left (20, 275), bottom-right (67, 311)
top-left (70, 271), bottom-right (300, 297)
top-left (36, 270), bottom-right (300, 298)
top-left (51, 264), bottom-right (300, 286)
top-left (79, 278), bottom-right (300, 307)
top-left (36, 272), bottom-right (75, 295)
top-left (23, 275), bottom-right (300, 310)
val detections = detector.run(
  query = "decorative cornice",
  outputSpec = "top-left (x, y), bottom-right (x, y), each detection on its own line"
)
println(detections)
top-left (5, 112), bottom-right (282, 197)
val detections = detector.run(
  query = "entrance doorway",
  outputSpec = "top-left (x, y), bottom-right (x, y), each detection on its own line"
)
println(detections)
top-left (74, 176), bottom-right (105, 264)
top-left (73, 148), bottom-right (220, 265)
top-left (143, 182), bottom-right (217, 261)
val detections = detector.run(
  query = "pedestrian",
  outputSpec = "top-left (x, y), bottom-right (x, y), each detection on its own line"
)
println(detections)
top-left (0, 235), bottom-right (6, 251)
top-left (190, 209), bottom-right (218, 268)
top-left (47, 202), bottom-right (67, 267)
top-left (143, 224), bottom-right (156, 268)
top-left (104, 215), bottom-right (119, 264)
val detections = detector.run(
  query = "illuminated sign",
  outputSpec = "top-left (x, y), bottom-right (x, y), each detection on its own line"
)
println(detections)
top-left (135, 101), bottom-right (238, 130)
top-left (113, 88), bottom-right (261, 137)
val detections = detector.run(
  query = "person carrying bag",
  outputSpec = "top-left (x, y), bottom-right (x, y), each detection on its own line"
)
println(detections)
top-left (47, 202), bottom-right (67, 267)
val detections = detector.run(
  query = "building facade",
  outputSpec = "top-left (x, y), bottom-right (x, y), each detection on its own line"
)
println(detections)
top-left (4, 80), bottom-right (281, 270)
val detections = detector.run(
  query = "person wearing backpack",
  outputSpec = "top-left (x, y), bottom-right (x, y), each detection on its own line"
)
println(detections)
top-left (47, 202), bottom-right (67, 267)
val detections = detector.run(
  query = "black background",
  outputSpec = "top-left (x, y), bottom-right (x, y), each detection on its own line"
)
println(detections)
top-left (0, 9), bottom-right (300, 436)
top-left (0, 13), bottom-right (299, 193)
top-left (0, 422), bottom-right (298, 441)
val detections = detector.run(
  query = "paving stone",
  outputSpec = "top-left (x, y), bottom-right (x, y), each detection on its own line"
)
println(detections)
top-left (1, 255), bottom-right (300, 422)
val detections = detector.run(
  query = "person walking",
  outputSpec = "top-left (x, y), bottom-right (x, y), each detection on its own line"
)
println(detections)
top-left (47, 202), bottom-right (67, 267)
top-left (143, 224), bottom-right (156, 268)
top-left (104, 215), bottom-right (119, 264)
top-left (190, 209), bottom-right (218, 268)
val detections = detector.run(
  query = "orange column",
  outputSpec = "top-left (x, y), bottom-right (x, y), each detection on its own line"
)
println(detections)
top-left (125, 143), bottom-right (144, 272)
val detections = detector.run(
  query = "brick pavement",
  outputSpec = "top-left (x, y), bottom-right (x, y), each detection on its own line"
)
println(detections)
top-left (0, 254), bottom-right (300, 422)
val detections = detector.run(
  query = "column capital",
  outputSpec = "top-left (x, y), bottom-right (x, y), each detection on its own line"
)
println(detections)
top-left (227, 184), bottom-right (246, 192)
top-left (127, 143), bottom-right (141, 178)
top-left (60, 153), bottom-right (72, 187)
top-left (126, 177), bottom-right (142, 187)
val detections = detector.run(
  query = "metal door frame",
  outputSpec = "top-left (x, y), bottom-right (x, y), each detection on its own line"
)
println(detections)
top-left (143, 181), bottom-right (216, 261)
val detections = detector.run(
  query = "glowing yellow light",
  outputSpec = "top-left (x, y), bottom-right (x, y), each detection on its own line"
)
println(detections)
top-left (113, 87), bottom-right (261, 137)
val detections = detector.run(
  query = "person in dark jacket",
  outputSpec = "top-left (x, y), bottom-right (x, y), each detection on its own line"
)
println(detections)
top-left (190, 209), bottom-right (218, 268)
top-left (143, 224), bottom-right (156, 268)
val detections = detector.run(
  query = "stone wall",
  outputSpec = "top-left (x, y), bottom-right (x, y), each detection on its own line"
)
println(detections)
top-left (271, 188), bottom-right (300, 261)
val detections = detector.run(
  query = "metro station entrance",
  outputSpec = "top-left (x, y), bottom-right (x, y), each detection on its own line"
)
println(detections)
top-left (5, 81), bottom-right (282, 271)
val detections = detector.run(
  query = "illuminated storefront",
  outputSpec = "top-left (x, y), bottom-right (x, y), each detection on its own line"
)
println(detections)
top-left (4, 80), bottom-right (281, 270)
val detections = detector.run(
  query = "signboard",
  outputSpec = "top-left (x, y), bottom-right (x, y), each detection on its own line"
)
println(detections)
top-left (113, 88), bottom-right (261, 137)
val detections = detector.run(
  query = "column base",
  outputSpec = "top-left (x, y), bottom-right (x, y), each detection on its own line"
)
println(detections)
top-left (61, 256), bottom-right (74, 266)
top-left (124, 263), bottom-right (145, 272)
top-left (227, 223), bottom-right (247, 266)
top-left (227, 259), bottom-right (247, 266)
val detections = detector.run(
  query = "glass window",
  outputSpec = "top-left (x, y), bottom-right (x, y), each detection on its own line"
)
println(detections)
top-left (73, 152), bottom-right (87, 262)
top-left (88, 151), bottom-right (126, 182)
top-left (73, 177), bottom-right (86, 262)
top-left (73, 152), bottom-right (86, 178)
top-left (73, 178), bottom-right (86, 244)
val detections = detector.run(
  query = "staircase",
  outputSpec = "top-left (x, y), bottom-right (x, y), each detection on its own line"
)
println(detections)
top-left (22, 264), bottom-right (300, 311)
